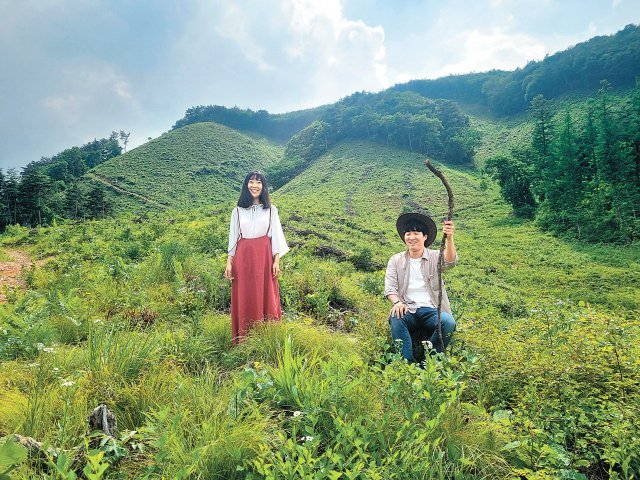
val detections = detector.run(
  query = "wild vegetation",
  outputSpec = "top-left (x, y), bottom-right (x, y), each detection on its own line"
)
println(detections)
top-left (0, 134), bottom-right (122, 229)
top-left (1, 24), bottom-right (639, 479)
top-left (485, 82), bottom-right (640, 243)
top-left (87, 122), bottom-right (284, 213)
top-left (1, 139), bottom-right (638, 478)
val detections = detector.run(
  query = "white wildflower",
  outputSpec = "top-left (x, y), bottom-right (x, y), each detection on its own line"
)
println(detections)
top-left (42, 347), bottom-right (55, 353)
top-left (302, 436), bottom-right (314, 442)
top-left (293, 411), bottom-right (303, 417)
top-left (37, 343), bottom-right (45, 350)
top-left (27, 363), bottom-right (40, 368)
top-left (61, 380), bottom-right (76, 387)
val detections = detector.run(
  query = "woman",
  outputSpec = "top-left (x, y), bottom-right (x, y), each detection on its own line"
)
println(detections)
top-left (225, 171), bottom-right (289, 343)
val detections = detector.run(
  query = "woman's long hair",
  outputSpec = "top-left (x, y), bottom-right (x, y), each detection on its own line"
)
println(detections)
top-left (237, 170), bottom-right (271, 208)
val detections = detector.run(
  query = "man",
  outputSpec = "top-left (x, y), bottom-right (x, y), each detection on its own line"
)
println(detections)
top-left (384, 213), bottom-right (457, 361)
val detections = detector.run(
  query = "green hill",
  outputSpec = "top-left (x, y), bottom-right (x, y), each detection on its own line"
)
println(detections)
top-left (2, 135), bottom-right (638, 478)
top-left (85, 122), bottom-right (284, 212)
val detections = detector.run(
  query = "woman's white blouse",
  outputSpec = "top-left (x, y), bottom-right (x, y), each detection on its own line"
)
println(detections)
top-left (227, 204), bottom-right (289, 257)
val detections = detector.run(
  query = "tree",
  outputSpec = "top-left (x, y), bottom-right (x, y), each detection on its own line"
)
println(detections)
top-left (529, 95), bottom-right (555, 202)
top-left (485, 153), bottom-right (537, 218)
top-left (87, 187), bottom-right (110, 219)
top-left (3, 169), bottom-right (19, 226)
top-left (119, 130), bottom-right (131, 153)
top-left (65, 180), bottom-right (87, 220)
top-left (17, 164), bottom-right (56, 226)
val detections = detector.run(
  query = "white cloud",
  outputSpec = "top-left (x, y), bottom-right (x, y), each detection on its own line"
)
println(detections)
top-left (433, 28), bottom-right (547, 77)
top-left (280, 0), bottom-right (388, 104)
top-left (215, 2), bottom-right (274, 71)
top-left (42, 94), bottom-right (85, 124)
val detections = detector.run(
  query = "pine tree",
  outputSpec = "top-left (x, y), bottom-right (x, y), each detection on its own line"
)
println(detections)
top-left (87, 187), bottom-right (110, 219)
top-left (529, 95), bottom-right (554, 202)
top-left (17, 165), bottom-right (55, 226)
top-left (3, 169), bottom-right (19, 225)
top-left (65, 180), bottom-right (87, 220)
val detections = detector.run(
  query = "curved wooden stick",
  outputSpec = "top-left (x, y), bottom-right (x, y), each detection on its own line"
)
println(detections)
top-left (424, 160), bottom-right (455, 353)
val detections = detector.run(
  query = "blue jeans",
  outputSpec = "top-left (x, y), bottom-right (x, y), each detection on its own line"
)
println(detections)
top-left (389, 307), bottom-right (456, 362)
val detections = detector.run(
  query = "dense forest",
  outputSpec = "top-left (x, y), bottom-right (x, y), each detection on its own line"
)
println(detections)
top-left (268, 90), bottom-right (479, 187)
top-left (485, 81), bottom-right (640, 243)
top-left (172, 105), bottom-right (325, 142)
top-left (0, 134), bottom-right (122, 229)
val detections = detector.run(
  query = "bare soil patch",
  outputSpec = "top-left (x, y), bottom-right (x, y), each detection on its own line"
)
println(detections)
top-left (0, 249), bottom-right (34, 303)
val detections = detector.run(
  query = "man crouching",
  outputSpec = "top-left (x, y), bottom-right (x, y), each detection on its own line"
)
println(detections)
top-left (384, 213), bottom-right (457, 361)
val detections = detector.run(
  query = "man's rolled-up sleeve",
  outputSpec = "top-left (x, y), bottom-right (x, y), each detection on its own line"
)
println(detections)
top-left (384, 256), bottom-right (399, 298)
top-left (443, 253), bottom-right (458, 271)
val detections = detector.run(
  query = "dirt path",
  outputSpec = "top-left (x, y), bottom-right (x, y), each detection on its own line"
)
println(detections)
top-left (86, 172), bottom-right (169, 209)
top-left (0, 249), bottom-right (34, 303)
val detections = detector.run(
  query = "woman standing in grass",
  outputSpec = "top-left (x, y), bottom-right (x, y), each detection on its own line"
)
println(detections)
top-left (225, 171), bottom-right (289, 343)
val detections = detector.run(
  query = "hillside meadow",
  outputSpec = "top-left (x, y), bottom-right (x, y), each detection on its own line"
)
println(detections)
top-left (1, 138), bottom-right (638, 479)
top-left (86, 122), bottom-right (284, 213)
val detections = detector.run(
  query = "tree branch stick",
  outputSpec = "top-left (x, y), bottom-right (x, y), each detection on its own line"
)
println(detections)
top-left (424, 160), bottom-right (455, 353)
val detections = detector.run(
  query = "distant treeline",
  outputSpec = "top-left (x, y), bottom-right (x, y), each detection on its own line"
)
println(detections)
top-left (172, 105), bottom-right (325, 142)
top-left (268, 91), bottom-right (479, 187)
top-left (393, 24), bottom-right (640, 116)
top-left (0, 134), bottom-right (121, 229)
top-left (485, 81), bottom-right (640, 243)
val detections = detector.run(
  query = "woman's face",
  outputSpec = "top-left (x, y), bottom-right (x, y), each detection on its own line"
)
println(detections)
top-left (248, 177), bottom-right (263, 202)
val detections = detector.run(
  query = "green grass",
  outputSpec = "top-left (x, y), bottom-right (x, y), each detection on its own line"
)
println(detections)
top-left (1, 113), bottom-right (639, 478)
top-left (86, 122), bottom-right (284, 213)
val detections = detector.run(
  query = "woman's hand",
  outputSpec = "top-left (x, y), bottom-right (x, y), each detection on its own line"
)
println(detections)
top-left (272, 256), bottom-right (280, 278)
top-left (224, 257), bottom-right (234, 280)
top-left (390, 301), bottom-right (407, 318)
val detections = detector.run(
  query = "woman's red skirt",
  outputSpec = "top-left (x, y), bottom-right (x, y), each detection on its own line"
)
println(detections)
top-left (231, 235), bottom-right (282, 343)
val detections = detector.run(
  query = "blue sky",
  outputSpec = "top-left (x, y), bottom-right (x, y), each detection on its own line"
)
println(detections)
top-left (1, 0), bottom-right (638, 170)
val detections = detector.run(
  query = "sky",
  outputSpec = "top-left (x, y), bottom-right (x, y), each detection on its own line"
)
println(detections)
top-left (1, 0), bottom-right (638, 171)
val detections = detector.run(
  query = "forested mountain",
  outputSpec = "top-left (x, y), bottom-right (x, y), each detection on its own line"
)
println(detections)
top-left (171, 24), bottom-right (640, 142)
top-left (172, 104), bottom-right (327, 142)
top-left (268, 90), bottom-right (479, 188)
top-left (393, 23), bottom-right (640, 115)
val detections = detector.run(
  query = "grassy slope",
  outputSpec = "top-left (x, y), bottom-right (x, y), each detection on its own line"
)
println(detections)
top-left (276, 140), bottom-right (637, 316)
top-left (1, 95), bottom-right (639, 477)
top-left (1, 139), bottom-right (638, 477)
top-left (86, 122), bottom-right (284, 212)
